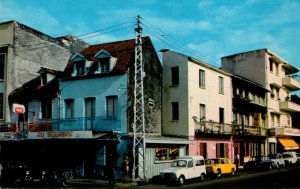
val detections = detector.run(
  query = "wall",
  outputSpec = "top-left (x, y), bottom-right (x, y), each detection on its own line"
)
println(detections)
top-left (188, 59), bottom-right (232, 135)
top-left (59, 74), bottom-right (128, 134)
top-left (162, 51), bottom-right (189, 137)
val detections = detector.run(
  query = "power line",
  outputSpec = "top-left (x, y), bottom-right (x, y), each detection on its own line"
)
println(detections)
top-left (141, 17), bottom-right (221, 68)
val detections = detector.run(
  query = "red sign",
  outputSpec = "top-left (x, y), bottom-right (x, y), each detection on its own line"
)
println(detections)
top-left (13, 104), bottom-right (25, 114)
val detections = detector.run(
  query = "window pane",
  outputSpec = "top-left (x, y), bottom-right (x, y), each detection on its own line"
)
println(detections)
top-left (200, 104), bottom-right (205, 121)
top-left (219, 76), bottom-right (224, 94)
top-left (0, 93), bottom-right (3, 119)
top-left (0, 54), bottom-right (5, 80)
top-left (85, 98), bottom-right (95, 118)
top-left (107, 96), bottom-right (118, 117)
top-left (199, 69), bottom-right (205, 87)
top-left (65, 99), bottom-right (74, 118)
top-left (172, 102), bottom-right (179, 120)
top-left (41, 99), bottom-right (52, 119)
top-left (171, 67), bottom-right (179, 85)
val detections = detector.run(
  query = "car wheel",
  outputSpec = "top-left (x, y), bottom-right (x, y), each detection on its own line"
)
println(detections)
top-left (216, 169), bottom-right (222, 178)
top-left (231, 168), bottom-right (235, 175)
top-left (282, 163), bottom-right (285, 168)
top-left (199, 173), bottom-right (205, 181)
top-left (178, 175), bottom-right (185, 185)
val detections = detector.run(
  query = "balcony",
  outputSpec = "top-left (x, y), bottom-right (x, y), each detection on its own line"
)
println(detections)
top-left (194, 121), bottom-right (266, 136)
top-left (52, 116), bottom-right (121, 132)
top-left (269, 127), bottom-right (300, 137)
top-left (282, 76), bottom-right (300, 91)
top-left (279, 101), bottom-right (300, 112)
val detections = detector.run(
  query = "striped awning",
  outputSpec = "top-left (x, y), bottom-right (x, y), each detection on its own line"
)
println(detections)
top-left (278, 138), bottom-right (299, 150)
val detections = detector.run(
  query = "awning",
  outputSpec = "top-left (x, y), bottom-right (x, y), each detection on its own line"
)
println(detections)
top-left (278, 138), bottom-right (299, 150)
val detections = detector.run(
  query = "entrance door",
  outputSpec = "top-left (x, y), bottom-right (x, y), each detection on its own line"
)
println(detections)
top-left (199, 143), bottom-right (207, 159)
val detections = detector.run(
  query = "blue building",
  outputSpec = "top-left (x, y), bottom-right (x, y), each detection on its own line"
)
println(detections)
top-left (6, 37), bottom-right (191, 179)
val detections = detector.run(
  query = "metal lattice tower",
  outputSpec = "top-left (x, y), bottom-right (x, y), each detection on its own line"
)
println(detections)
top-left (132, 15), bottom-right (147, 183)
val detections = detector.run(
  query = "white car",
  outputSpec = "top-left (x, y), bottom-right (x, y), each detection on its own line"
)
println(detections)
top-left (282, 151), bottom-right (298, 165)
top-left (160, 155), bottom-right (206, 185)
top-left (269, 153), bottom-right (285, 168)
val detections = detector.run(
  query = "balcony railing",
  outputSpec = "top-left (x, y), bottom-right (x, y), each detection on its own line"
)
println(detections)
top-left (282, 76), bottom-right (300, 91)
top-left (195, 121), bottom-right (266, 136)
top-left (52, 116), bottom-right (121, 132)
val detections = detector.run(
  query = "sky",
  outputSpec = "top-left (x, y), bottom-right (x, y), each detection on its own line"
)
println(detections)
top-left (0, 0), bottom-right (300, 69)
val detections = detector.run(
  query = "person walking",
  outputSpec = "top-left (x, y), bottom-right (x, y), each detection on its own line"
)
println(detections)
top-left (123, 154), bottom-right (130, 181)
top-left (107, 153), bottom-right (115, 185)
top-left (234, 153), bottom-right (239, 170)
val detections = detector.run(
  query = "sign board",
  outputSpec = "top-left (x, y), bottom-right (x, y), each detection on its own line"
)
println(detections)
top-left (13, 104), bottom-right (25, 114)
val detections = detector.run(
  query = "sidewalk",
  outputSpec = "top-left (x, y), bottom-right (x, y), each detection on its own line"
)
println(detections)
top-left (72, 178), bottom-right (138, 188)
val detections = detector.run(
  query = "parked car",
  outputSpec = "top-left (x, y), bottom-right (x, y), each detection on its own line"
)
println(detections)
top-left (282, 151), bottom-right (298, 166)
top-left (1, 161), bottom-right (28, 186)
top-left (159, 155), bottom-right (206, 185)
top-left (268, 153), bottom-right (285, 168)
top-left (296, 153), bottom-right (300, 164)
top-left (205, 158), bottom-right (236, 178)
top-left (243, 156), bottom-right (275, 171)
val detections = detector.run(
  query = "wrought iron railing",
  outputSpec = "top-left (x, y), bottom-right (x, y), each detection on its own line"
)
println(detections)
top-left (194, 121), bottom-right (266, 136)
top-left (51, 116), bottom-right (121, 132)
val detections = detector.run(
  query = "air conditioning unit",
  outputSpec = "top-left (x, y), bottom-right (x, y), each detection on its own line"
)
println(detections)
top-left (271, 93), bottom-right (275, 98)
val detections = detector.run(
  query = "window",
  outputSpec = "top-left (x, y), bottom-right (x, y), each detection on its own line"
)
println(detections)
top-left (85, 98), bottom-right (95, 118)
top-left (0, 93), bottom-right (3, 119)
top-left (219, 76), bottom-right (224, 94)
top-left (200, 104), bottom-right (206, 121)
top-left (65, 99), bottom-right (74, 118)
top-left (99, 57), bottom-right (110, 73)
top-left (172, 102), bottom-right (179, 120)
top-left (269, 59), bottom-right (273, 72)
top-left (0, 54), bottom-right (5, 80)
top-left (199, 69), bottom-right (205, 88)
top-left (271, 114), bottom-right (275, 126)
top-left (106, 96), bottom-right (118, 117)
top-left (76, 61), bottom-right (85, 75)
top-left (41, 99), bottom-right (52, 119)
top-left (41, 74), bottom-right (47, 85)
top-left (155, 147), bottom-right (179, 161)
top-left (219, 107), bottom-right (224, 123)
top-left (171, 66), bottom-right (179, 85)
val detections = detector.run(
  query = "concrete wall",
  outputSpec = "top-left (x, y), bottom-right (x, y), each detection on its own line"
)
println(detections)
top-left (60, 74), bottom-right (128, 134)
top-left (162, 51), bottom-right (189, 137)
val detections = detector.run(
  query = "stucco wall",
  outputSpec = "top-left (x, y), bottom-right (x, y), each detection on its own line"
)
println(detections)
top-left (59, 74), bottom-right (128, 134)
top-left (162, 51), bottom-right (189, 137)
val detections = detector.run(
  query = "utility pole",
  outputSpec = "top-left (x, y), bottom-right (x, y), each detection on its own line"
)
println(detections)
top-left (132, 15), bottom-right (147, 183)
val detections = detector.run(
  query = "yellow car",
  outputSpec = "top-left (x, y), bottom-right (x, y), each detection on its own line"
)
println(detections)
top-left (206, 158), bottom-right (236, 178)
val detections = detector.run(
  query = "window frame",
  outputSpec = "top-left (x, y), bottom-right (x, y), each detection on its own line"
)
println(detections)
top-left (65, 99), bottom-right (75, 119)
top-left (171, 66), bottom-right (179, 86)
top-left (106, 95), bottom-right (118, 118)
top-left (85, 97), bottom-right (96, 118)
top-left (219, 76), bottom-right (224, 94)
top-left (199, 69), bottom-right (205, 88)
top-left (0, 53), bottom-right (5, 80)
top-left (171, 102), bottom-right (179, 120)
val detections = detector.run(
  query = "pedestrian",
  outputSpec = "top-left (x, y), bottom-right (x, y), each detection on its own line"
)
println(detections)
top-left (234, 153), bottom-right (239, 170)
top-left (123, 153), bottom-right (130, 181)
top-left (107, 153), bottom-right (115, 185)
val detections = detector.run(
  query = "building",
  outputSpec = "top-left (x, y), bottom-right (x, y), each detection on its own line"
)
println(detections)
top-left (221, 49), bottom-right (300, 154)
top-left (5, 37), bottom-right (190, 180)
top-left (0, 20), bottom-right (88, 128)
top-left (161, 50), bottom-right (235, 162)
top-left (229, 75), bottom-right (269, 165)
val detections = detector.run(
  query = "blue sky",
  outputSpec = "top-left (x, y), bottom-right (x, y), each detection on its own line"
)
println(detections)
top-left (1, 0), bottom-right (300, 68)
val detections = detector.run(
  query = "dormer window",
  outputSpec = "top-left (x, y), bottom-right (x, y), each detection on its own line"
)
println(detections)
top-left (71, 53), bottom-right (86, 76)
top-left (94, 49), bottom-right (116, 74)
top-left (76, 60), bottom-right (85, 75)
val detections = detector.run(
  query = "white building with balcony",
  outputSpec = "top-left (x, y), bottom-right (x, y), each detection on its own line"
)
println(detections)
top-left (221, 49), bottom-right (300, 153)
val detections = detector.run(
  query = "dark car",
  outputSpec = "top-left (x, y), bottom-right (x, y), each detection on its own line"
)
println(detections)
top-left (244, 156), bottom-right (275, 171)
top-left (1, 161), bottom-right (28, 186)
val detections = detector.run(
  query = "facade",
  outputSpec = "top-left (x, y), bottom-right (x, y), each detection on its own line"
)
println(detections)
top-left (5, 37), bottom-right (190, 180)
top-left (0, 20), bottom-right (88, 128)
top-left (230, 75), bottom-right (269, 165)
top-left (221, 49), bottom-right (300, 154)
top-left (161, 50), bottom-right (235, 162)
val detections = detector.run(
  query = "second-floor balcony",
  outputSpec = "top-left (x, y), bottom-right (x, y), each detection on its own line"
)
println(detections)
top-left (279, 100), bottom-right (300, 112)
top-left (52, 116), bottom-right (121, 132)
top-left (282, 76), bottom-right (300, 91)
top-left (195, 121), bottom-right (266, 136)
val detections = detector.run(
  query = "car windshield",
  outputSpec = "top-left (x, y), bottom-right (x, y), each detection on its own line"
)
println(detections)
top-left (282, 154), bottom-right (292, 158)
top-left (249, 156), bottom-right (260, 161)
top-left (206, 159), bottom-right (220, 165)
top-left (171, 160), bottom-right (187, 167)
top-left (269, 154), bottom-right (278, 159)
